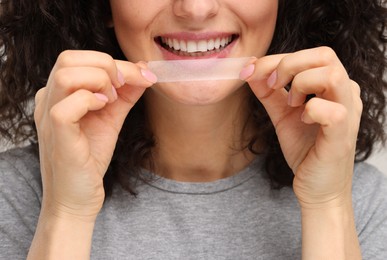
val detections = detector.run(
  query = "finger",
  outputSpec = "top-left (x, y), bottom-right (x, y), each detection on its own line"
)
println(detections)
top-left (91, 60), bottom-right (156, 132)
top-left (34, 87), bottom-right (48, 122)
top-left (289, 65), bottom-right (351, 107)
top-left (53, 50), bottom-right (125, 88)
top-left (115, 60), bottom-right (158, 86)
top-left (268, 47), bottom-right (343, 90)
top-left (48, 89), bottom-right (108, 155)
top-left (242, 54), bottom-right (291, 126)
top-left (302, 97), bottom-right (360, 161)
top-left (48, 67), bottom-right (118, 108)
top-left (114, 60), bottom-right (156, 107)
top-left (34, 87), bottom-right (50, 153)
top-left (241, 54), bottom-right (288, 102)
top-left (50, 89), bottom-right (108, 126)
top-left (35, 87), bottom-right (47, 105)
top-left (302, 97), bottom-right (350, 139)
top-left (350, 80), bottom-right (363, 116)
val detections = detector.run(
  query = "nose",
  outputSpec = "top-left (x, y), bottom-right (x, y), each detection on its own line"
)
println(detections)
top-left (173, 0), bottom-right (220, 22)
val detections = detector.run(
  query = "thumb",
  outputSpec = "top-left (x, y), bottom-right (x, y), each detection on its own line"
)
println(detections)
top-left (241, 54), bottom-right (290, 126)
top-left (104, 60), bottom-right (156, 130)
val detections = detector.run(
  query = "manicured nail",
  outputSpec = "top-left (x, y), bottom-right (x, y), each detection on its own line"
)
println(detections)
top-left (111, 86), bottom-right (118, 100)
top-left (239, 64), bottom-right (255, 80)
top-left (301, 111), bottom-right (306, 122)
top-left (117, 69), bottom-right (125, 86)
top-left (141, 69), bottom-right (158, 84)
top-left (94, 93), bottom-right (109, 103)
top-left (301, 110), bottom-right (313, 124)
top-left (267, 70), bottom-right (277, 88)
top-left (287, 90), bottom-right (293, 106)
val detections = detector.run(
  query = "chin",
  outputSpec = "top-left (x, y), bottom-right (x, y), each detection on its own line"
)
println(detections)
top-left (152, 79), bottom-right (244, 106)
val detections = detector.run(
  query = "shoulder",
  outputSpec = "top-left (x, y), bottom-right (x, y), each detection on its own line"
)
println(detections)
top-left (0, 145), bottom-right (42, 258)
top-left (353, 162), bottom-right (387, 198)
top-left (352, 162), bottom-right (387, 259)
top-left (0, 144), bottom-right (40, 167)
top-left (0, 145), bottom-right (42, 198)
top-left (352, 161), bottom-right (387, 213)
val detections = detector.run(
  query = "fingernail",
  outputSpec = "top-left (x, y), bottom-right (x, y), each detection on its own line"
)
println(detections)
top-left (301, 110), bottom-right (312, 124)
top-left (141, 69), bottom-right (158, 84)
top-left (94, 93), bottom-right (109, 103)
top-left (117, 70), bottom-right (125, 86)
top-left (287, 90), bottom-right (293, 106)
top-left (301, 111), bottom-right (305, 122)
top-left (111, 86), bottom-right (118, 100)
top-left (267, 70), bottom-right (277, 88)
top-left (239, 64), bottom-right (255, 80)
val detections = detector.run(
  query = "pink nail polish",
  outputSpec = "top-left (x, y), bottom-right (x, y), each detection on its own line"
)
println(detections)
top-left (301, 111), bottom-right (306, 122)
top-left (239, 64), bottom-right (255, 80)
top-left (267, 70), bottom-right (277, 88)
top-left (94, 93), bottom-right (109, 103)
top-left (141, 69), bottom-right (158, 84)
top-left (111, 86), bottom-right (118, 100)
top-left (117, 70), bottom-right (125, 86)
top-left (287, 90), bottom-right (293, 106)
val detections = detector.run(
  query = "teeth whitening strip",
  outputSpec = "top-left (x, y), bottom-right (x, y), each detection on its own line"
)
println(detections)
top-left (147, 57), bottom-right (251, 83)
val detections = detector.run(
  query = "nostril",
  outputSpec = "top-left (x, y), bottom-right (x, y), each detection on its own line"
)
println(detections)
top-left (173, 0), bottom-right (220, 21)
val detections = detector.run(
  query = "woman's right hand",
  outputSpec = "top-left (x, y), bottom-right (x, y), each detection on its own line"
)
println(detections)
top-left (34, 50), bottom-right (156, 221)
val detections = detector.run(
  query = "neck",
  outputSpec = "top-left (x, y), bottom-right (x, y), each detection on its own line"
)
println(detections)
top-left (144, 87), bottom-right (256, 182)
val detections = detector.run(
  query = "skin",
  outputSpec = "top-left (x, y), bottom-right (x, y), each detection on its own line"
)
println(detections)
top-left (28, 0), bottom-right (362, 259)
top-left (111, 0), bottom-right (276, 106)
top-left (110, 0), bottom-right (278, 180)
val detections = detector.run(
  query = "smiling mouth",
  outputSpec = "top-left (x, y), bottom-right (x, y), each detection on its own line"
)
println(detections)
top-left (155, 34), bottom-right (238, 57)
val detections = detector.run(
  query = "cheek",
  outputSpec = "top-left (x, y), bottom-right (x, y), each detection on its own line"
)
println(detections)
top-left (111, 1), bottom-right (164, 29)
top-left (233, 0), bottom-right (278, 55)
top-left (233, 0), bottom-right (278, 25)
top-left (109, 1), bottom-right (166, 60)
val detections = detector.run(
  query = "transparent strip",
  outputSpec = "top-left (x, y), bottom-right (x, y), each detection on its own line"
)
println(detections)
top-left (147, 57), bottom-right (251, 83)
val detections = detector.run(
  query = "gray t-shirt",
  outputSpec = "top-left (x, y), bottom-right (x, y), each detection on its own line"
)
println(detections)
top-left (1, 146), bottom-right (386, 259)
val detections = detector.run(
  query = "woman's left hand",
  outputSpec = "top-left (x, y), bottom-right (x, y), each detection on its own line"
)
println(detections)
top-left (242, 47), bottom-right (363, 209)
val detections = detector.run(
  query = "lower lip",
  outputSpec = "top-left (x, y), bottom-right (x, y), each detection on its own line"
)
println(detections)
top-left (157, 39), bottom-right (237, 60)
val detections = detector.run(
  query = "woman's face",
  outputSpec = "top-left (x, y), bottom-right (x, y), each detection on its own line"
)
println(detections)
top-left (109, 0), bottom-right (278, 105)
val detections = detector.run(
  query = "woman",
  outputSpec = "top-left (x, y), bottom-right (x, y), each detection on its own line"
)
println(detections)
top-left (1, 0), bottom-right (386, 259)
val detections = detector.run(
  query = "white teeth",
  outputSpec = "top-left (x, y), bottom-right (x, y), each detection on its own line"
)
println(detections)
top-left (214, 38), bottom-right (220, 49)
top-left (167, 38), bottom-right (173, 48)
top-left (161, 36), bottom-right (233, 53)
top-left (207, 39), bottom-right (215, 51)
top-left (186, 41), bottom-right (197, 53)
top-left (220, 37), bottom-right (226, 47)
top-left (197, 40), bottom-right (208, 52)
top-left (180, 40), bottom-right (187, 52)
top-left (173, 39), bottom-right (180, 51)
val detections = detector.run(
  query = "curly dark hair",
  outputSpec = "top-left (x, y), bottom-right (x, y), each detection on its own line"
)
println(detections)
top-left (1, 0), bottom-right (386, 195)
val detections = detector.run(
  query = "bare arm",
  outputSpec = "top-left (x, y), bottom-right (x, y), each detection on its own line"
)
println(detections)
top-left (28, 50), bottom-right (155, 258)
top-left (243, 47), bottom-right (363, 259)
top-left (28, 212), bottom-right (95, 260)
top-left (300, 195), bottom-right (361, 259)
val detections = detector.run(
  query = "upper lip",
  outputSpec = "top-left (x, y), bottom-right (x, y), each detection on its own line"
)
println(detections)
top-left (156, 32), bottom-right (236, 41)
